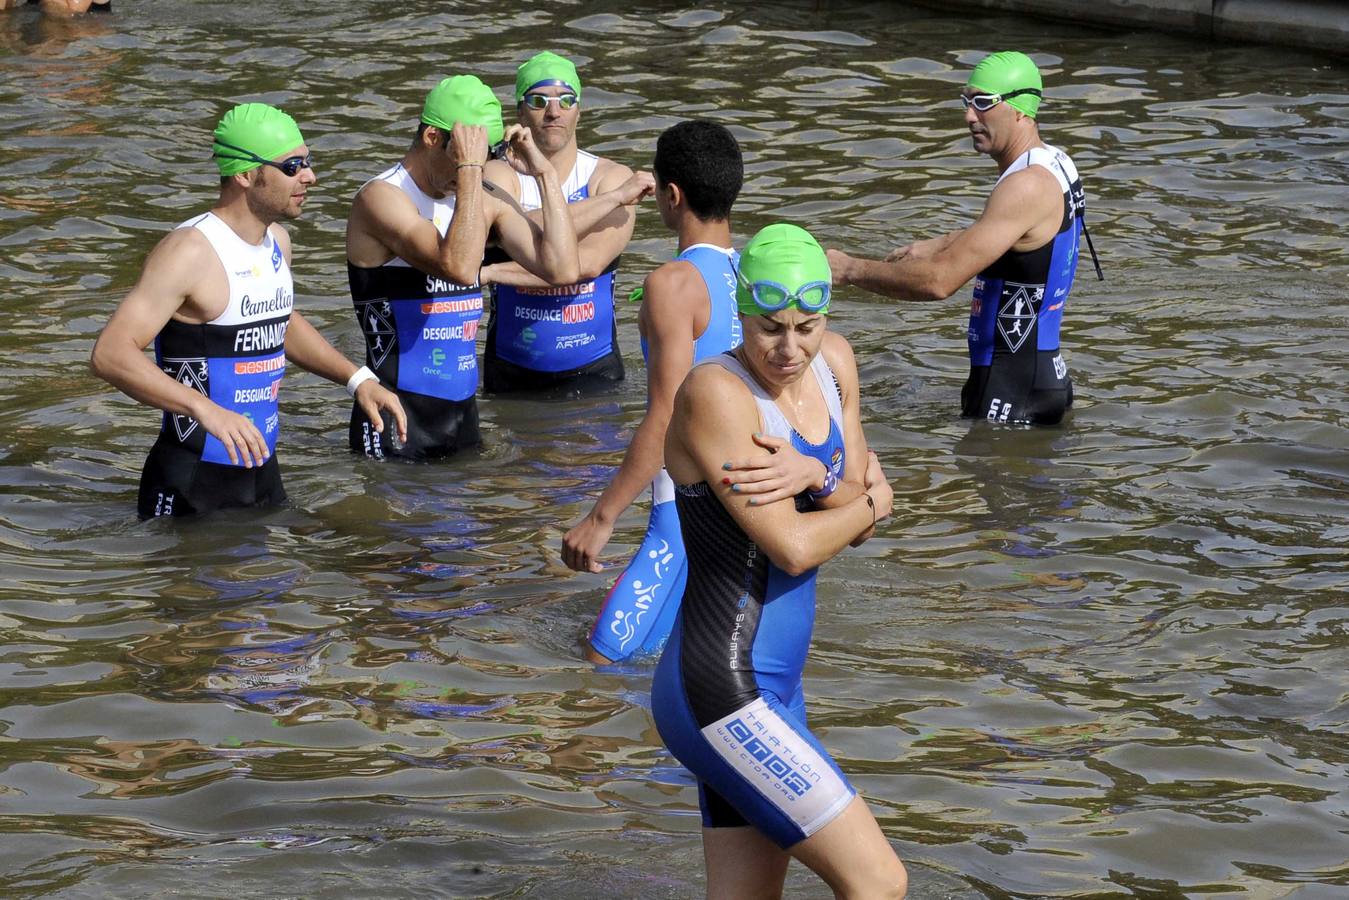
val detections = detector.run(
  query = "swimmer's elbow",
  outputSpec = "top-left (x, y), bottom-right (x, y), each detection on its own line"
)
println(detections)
top-left (769, 538), bottom-right (819, 578)
top-left (89, 339), bottom-right (115, 383)
top-left (577, 260), bottom-right (606, 282)
top-left (551, 257), bottom-right (581, 286)
top-left (444, 260), bottom-right (480, 288)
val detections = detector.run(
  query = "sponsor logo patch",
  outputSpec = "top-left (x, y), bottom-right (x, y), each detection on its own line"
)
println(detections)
top-left (362, 301), bottom-right (396, 368)
top-left (162, 357), bottom-right (208, 441)
top-left (996, 283), bottom-right (1042, 353)
top-left (234, 355), bottom-right (286, 376)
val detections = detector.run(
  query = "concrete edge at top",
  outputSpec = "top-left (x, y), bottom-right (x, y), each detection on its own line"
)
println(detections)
top-left (1215, 0), bottom-right (1349, 56)
top-left (895, 0), bottom-right (1346, 58)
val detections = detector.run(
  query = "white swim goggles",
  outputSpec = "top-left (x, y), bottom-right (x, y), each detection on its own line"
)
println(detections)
top-left (960, 88), bottom-right (1041, 112)
top-left (522, 92), bottom-right (578, 111)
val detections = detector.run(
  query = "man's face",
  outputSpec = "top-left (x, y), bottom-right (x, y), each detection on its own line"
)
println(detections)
top-left (961, 89), bottom-right (1010, 156)
top-left (247, 144), bottom-right (315, 220)
top-left (517, 84), bottom-right (579, 155)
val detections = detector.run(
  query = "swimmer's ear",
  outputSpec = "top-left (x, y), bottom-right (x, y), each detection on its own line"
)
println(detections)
top-left (421, 126), bottom-right (446, 150)
top-left (664, 180), bottom-right (684, 211)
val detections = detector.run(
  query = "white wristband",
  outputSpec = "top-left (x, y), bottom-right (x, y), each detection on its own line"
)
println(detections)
top-left (346, 365), bottom-right (378, 397)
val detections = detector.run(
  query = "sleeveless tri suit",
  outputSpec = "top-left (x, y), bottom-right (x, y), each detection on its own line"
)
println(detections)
top-left (347, 163), bottom-right (484, 459)
top-left (484, 150), bottom-right (624, 392)
top-left (588, 245), bottom-right (741, 663)
top-left (964, 143), bottom-right (1087, 426)
top-left (138, 212), bottom-right (290, 519)
top-left (651, 350), bottom-right (854, 848)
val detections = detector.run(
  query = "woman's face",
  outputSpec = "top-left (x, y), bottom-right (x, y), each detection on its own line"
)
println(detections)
top-left (737, 307), bottom-right (828, 388)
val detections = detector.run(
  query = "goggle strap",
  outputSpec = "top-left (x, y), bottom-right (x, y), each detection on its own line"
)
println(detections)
top-left (212, 139), bottom-right (265, 163)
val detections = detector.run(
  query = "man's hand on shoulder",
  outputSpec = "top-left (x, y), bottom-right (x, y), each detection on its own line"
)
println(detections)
top-left (606, 169), bottom-right (655, 207)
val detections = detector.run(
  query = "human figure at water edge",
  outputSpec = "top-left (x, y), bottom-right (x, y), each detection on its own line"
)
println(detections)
top-left (651, 224), bottom-right (906, 898)
top-left (0, 0), bottom-right (111, 14)
top-left (481, 51), bottom-right (653, 396)
top-left (344, 75), bottom-right (583, 459)
top-left (90, 103), bottom-right (407, 519)
top-left (564, 122), bottom-right (838, 665)
top-left (828, 50), bottom-right (1101, 427)
top-left (562, 120), bottom-right (742, 663)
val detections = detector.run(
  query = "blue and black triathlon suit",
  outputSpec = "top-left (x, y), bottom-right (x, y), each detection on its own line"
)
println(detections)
top-left (589, 245), bottom-right (742, 662)
top-left (965, 144), bottom-right (1087, 426)
top-left (347, 163), bottom-right (484, 459)
top-left (138, 212), bottom-right (291, 519)
top-left (652, 351), bottom-right (855, 849)
top-left (484, 150), bottom-right (624, 393)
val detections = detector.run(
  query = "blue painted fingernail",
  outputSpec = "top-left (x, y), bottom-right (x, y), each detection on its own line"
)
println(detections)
top-left (747, 498), bottom-right (756, 506)
top-left (731, 484), bottom-right (740, 492)
top-left (722, 462), bottom-right (732, 470)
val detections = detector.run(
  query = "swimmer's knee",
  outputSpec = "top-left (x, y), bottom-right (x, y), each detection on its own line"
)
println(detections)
top-left (834, 859), bottom-right (907, 900)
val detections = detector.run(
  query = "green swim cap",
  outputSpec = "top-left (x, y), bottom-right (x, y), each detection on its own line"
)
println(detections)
top-left (212, 103), bottom-right (305, 177)
top-left (515, 51), bottom-right (582, 103)
top-left (735, 223), bottom-right (832, 316)
top-left (421, 75), bottom-right (505, 145)
top-left (967, 51), bottom-right (1043, 118)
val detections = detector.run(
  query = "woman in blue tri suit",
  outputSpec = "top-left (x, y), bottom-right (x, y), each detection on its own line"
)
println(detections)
top-left (652, 224), bottom-right (907, 898)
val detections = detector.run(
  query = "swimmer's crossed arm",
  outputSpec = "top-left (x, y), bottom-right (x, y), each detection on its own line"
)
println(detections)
top-left (482, 124), bottom-right (579, 285)
top-left (481, 165), bottom-right (653, 288)
top-left (721, 332), bottom-right (871, 511)
top-left (668, 364), bottom-right (893, 577)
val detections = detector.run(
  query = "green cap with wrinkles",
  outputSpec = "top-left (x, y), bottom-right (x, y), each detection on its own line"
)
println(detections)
top-left (421, 75), bottom-right (505, 144)
top-left (967, 51), bottom-right (1043, 118)
top-left (735, 223), bottom-right (832, 316)
top-left (212, 103), bottom-right (305, 176)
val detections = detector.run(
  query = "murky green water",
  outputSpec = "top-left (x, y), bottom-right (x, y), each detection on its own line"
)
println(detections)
top-left (1, 1), bottom-right (1346, 897)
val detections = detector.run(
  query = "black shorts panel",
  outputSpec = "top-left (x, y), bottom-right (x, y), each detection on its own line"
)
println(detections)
top-left (349, 393), bottom-right (481, 461)
top-left (137, 439), bottom-right (285, 519)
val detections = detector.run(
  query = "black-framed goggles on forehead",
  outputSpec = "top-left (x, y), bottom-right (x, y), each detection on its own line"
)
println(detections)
top-left (960, 87), bottom-right (1042, 112)
top-left (214, 139), bottom-right (312, 176)
top-left (522, 92), bottom-right (578, 111)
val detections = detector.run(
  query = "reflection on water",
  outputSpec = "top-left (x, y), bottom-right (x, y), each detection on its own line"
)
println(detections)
top-left (1, 1), bottom-right (1347, 896)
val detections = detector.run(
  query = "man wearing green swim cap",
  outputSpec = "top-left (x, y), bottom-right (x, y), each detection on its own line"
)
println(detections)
top-left (480, 50), bottom-right (656, 396)
top-left (653, 222), bottom-right (903, 899)
top-left (91, 102), bottom-right (407, 518)
top-left (344, 74), bottom-right (582, 459)
top-left (829, 50), bottom-right (1101, 427)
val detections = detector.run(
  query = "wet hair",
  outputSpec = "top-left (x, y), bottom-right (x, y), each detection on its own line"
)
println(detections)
top-left (653, 120), bottom-right (742, 222)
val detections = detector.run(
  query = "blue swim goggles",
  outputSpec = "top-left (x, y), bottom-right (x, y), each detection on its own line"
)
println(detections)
top-left (735, 266), bottom-right (831, 314)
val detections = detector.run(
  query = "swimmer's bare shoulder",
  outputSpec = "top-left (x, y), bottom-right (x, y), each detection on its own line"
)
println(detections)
top-left (666, 361), bottom-right (758, 482)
